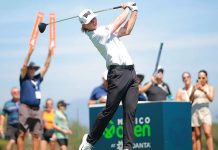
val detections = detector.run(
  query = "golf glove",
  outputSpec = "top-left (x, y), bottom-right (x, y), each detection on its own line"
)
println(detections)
top-left (127, 2), bottom-right (138, 11)
top-left (126, 2), bottom-right (135, 7)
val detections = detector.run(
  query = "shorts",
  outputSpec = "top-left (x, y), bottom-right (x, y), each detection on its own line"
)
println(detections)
top-left (18, 104), bottom-right (42, 135)
top-left (57, 139), bottom-right (68, 146)
top-left (192, 104), bottom-right (212, 127)
top-left (41, 129), bottom-right (55, 142)
top-left (5, 124), bottom-right (19, 141)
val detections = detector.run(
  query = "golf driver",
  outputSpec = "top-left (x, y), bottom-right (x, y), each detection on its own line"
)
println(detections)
top-left (38, 3), bottom-right (136, 33)
top-left (153, 42), bottom-right (164, 74)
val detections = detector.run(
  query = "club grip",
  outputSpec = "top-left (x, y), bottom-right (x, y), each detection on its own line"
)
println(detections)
top-left (113, 3), bottom-right (136, 10)
top-left (113, 6), bottom-right (122, 9)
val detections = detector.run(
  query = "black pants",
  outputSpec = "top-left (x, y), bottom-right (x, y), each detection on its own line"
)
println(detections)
top-left (87, 65), bottom-right (139, 150)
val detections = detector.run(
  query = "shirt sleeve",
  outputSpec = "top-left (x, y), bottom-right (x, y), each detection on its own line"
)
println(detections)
top-left (35, 74), bottom-right (43, 83)
top-left (1, 103), bottom-right (7, 116)
top-left (90, 86), bottom-right (107, 100)
top-left (94, 25), bottom-right (112, 44)
top-left (90, 88), bottom-right (97, 100)
top-left (95, 88), bottom-right (107, 100)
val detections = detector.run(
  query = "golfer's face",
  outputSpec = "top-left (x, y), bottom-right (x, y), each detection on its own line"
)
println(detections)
top-left (90, 17), bottom-right (97, 27)
top-left (86, 17), bottom-right (97, 30)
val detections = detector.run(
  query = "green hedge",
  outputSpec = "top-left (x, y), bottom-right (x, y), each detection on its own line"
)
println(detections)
top-left (0, 123), bottom-right (217, 150)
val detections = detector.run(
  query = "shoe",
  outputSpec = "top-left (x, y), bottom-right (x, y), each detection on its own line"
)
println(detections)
top-left (79, 134), bottom-right (93, 150)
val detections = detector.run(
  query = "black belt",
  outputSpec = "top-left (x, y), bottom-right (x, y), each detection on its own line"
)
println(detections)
top-left (109, 65), bottom-right (134, 70)
top-left (22, 103), bottom-right (40, 110)
top-left (29, 106), bottom-right (40, 110)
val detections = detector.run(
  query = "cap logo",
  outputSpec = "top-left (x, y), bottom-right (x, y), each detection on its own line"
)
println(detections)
top-left (83, 11), bottom-right (91, 18)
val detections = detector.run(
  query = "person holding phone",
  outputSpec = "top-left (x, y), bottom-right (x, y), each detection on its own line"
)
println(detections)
top-left (190, 70), bottom-right (215, 150)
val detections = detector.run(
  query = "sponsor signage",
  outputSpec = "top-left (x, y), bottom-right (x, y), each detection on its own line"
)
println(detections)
top-left (89, 101), bottom-right (192, 150)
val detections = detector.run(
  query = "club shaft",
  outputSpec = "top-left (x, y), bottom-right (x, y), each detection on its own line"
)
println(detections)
top-left (52, 15), bottom-right (78, 24)
top-left (47, 5), bottom-right (128, 25)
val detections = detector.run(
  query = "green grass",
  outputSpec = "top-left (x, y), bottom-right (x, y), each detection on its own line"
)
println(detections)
top-left (202, 123), bottom-right (218, 149)
top-left (0, 140), bottom-right (7, 150)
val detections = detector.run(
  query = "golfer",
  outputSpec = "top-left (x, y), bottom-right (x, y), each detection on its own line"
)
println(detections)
top-left (79, 2), bottom-right (138, 150)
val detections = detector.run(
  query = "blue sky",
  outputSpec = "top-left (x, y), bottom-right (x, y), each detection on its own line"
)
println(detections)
top-left (0, 0), bottom-right (218, 125)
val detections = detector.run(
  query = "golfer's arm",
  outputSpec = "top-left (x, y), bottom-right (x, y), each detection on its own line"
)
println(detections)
top-left (117, 11), bottom-right (137, 37)
top-left (110, 8), bottom-right (129, 34)
top-left (40, 49), bottom-right (52, 77)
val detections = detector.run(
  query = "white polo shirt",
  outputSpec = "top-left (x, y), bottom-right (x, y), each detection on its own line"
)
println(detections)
top-left (86, 25), bottom-right (133, 68)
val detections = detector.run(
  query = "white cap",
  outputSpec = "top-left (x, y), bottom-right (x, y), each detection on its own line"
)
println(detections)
top-left (79, 9), bottom-right (96, 24)
top-left (102, 70), bottom-right (108, 80)
top-left (157, 65), bottom-right (164, 73)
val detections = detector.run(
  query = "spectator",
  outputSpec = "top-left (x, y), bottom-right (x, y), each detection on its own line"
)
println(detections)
top-left (139, 66), bottom-right (171, 101)
top-left (190, 70), bottom-right (215, 150)
top-left (54, 100), bottom-right (72, 150)
top-left (175, 72), bottom-right (193, 102)
top-left (175, 72), bottom-right (197, 150)
top-left (78, 2), bottom-right (138, 150)
top-left (40, 98), bottom-right (56, 150)
top-left (88, 71), bottom-right (108, 105)
top-left (17, 46), bottom-right (53, 150)
top-left (0, 87), bottom-right (20, 150)
top-left (136, 74), bottom-right (147, 101)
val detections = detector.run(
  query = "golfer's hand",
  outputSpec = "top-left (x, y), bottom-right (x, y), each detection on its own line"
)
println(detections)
top-left (127, 2), bottom-right (138, 11)
top-left (121, 2), bottom-right (134, 9)
top-left (121, 3), bottom-right (128, 9)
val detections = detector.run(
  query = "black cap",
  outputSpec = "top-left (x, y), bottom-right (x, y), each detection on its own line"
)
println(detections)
top-left (157, 66), bottom-right (164, 73)
top-left (57, 100), bottom-right (69, 108)
top-left (158, 68), bottom-right (164, 73)
top-left (28, 61), bottom-right (40, 70)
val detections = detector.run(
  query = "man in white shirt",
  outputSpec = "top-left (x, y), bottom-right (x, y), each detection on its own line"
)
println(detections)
top-left (78, 2), bottom-right (138, 150)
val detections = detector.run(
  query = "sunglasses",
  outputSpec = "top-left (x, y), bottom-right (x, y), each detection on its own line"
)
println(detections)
top-left (29, 67), bottom-right (37, 70)
top-left (198, 77), bottom-right (206, 80)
